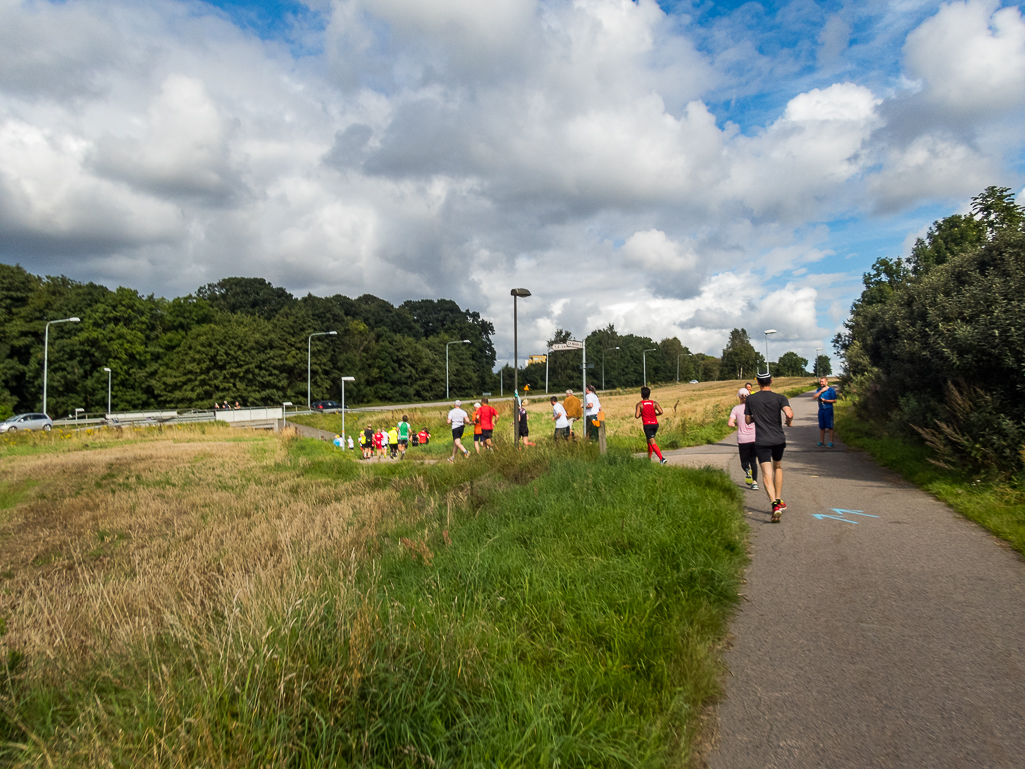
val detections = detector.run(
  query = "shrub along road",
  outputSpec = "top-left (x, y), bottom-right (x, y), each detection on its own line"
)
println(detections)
top-left (666, 391), bottom-right (1025, 768)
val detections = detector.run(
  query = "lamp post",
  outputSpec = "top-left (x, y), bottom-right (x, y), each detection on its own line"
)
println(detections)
top-left (446, 340), bottom-right (470, 399)
top-left (340, 376), bottom-right (355, 441)
top-left (815, 347), bottom-right (822, 377)
top-left (511, 288), bottom-right (531, 445)
top-left (643, 348), bottom-right (656, 387)
top-left (496, 361), bottom-right (504, 397)
top-left (307, 331), bottom-right (338, 407)
top-left (42, 317), bottom-right (81, 416)
top-left (602, 347), bottom-right (619, 390)
top-left (103, 367), bottom-right (112, 414)
top-left (282, 401), bottom-right (292, 430)
top-left (763, 329), bottom-right (777, 375)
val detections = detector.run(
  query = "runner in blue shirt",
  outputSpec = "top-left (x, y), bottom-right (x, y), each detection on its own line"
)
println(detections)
top-left (813, 377), bottom-right (837, 448)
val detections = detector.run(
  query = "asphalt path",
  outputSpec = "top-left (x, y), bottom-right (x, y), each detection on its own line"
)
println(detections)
top-left (663, 390), bottom-right (1025, 768)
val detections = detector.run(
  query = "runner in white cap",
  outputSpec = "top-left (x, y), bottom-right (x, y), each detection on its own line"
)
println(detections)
top-left (447, 400), bottom-right (471, 463)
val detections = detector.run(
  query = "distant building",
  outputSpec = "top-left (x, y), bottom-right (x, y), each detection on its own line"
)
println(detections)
top-left (527, 354), bottom-right (547, 365)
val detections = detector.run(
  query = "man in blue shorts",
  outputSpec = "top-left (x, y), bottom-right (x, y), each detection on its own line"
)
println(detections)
top-left (813, 377), bottom-right (837, 447)
top-left (745, 372), bottom-right (794, 522)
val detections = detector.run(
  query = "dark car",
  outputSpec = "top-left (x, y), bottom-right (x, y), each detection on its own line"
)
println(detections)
top-left (312, 400), bottom-right (343, 411)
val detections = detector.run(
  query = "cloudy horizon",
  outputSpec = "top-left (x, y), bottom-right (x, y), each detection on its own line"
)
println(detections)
top-left (2, 0), bottom-right (1024, 367)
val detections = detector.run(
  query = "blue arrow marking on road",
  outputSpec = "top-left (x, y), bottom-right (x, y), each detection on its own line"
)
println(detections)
top-left (813, 514), bottom-right (860, 524)
top-left (832, 508), bottom-right (878, 518)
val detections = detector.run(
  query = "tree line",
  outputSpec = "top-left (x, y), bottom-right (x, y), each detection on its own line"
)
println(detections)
top-left (0, 272), bottom-right (498, 418)
top-left (834, 186), bottom-right (1025, 478)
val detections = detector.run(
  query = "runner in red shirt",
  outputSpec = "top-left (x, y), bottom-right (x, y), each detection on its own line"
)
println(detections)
top-left (417, 429), bottom-right (430, 445)
top-left (634, 386), bottom-right (667, 466)
top-left (476, 397), bottom-right (499, 450)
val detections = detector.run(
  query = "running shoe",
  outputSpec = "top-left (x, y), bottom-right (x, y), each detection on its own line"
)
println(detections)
top-left (744, 470), bottom-right (753, 484)
top-left (816, 442), bottom-right (824, 447)
top-left (771, 501), bottom-right (782, 523)
top-left (828, 442), bottom-right (834, 448)
top-left (447, 456), bottom-right (454, 463)
top-left (659, 458), bottom-right (668, 466)
top-left (750, 481), bottom-right (758, 490)
top-left (777, 499), bottom-right (788, 511)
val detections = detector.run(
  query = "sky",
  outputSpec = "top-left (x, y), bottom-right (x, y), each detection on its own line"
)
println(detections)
top-left (2, 0), bottom-right (1024, 370)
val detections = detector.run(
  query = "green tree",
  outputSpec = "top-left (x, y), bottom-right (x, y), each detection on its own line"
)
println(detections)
top-left (196, 277), bottom-right (295, 319)
top-left (773, 351), bottom-right (808, 377)
top-left (813, 354), bottom-right (832, 377)
top-left (719, 328), bottom-right (759, 380)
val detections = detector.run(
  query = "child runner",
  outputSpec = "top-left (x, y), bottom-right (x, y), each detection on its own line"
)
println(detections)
top-left (518, 399), bottom-right (536, 447)
top-left (471, 402), bottom-right (484, 453)
top-left (417, 427), bottom-right (430, 446)
top-left (634, 386), bottom-right (667, 465)
top-left (728, 388), bottom-right (758, 489)
top-left (447, 400), bottom-right (471, 463)
top-left (397, 416), bottom-right (411, 459)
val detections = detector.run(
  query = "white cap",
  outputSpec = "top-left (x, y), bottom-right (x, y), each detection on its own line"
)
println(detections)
top-left (474, 401), bottom-right (481, 408)
top-left (454, 400), bottom-right (461, 406)
top-left (738, 388), bottom-right (749, 398)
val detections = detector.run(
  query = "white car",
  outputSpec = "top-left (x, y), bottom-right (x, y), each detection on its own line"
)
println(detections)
top-left (689, 380), bottom-right (699, 384)
top-left (0, 413), bottom-right (54, 433)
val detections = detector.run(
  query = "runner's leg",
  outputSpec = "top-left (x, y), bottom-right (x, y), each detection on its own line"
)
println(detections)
top-left (760, 462), bottom-right (777, 504)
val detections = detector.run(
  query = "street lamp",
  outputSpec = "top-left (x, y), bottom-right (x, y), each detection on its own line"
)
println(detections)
top-left (763, 329), bottom-right (777, 375)
top-left (511, 288), bottom-right (531, 445)
top-left (103, 367), bottom-right (112, 414)
top-left (282, 401), bottom-right (292, 430)
top-left (496, 360), bottom-right (504, 397)
top-left (603, 347), bottom-right (619, 390)
top-left (446, 340), bottom-right (470, 399)
top-left (643, 348), bottom-right (656, 387)
top-left (307, 331), bottom-right (338, 407)
top-left (676, 353), bottom-right (684, 383)
top-left (815, 347), bottom-right (822, 377)
top-left (42, 317), bottom-right (81, 415)
top-left (340, 376), bottom-right (355, 441)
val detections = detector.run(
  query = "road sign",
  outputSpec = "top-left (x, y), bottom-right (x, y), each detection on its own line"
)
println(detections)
top-left (551, 341), bottom-right (583, 351)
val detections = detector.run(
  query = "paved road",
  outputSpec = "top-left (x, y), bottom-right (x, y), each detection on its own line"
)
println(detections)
top-left (665, 390), bottom-right (1025, 768)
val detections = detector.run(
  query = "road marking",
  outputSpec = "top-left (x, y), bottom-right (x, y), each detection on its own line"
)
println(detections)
top-left (812, 508), bottom-right (879, 525)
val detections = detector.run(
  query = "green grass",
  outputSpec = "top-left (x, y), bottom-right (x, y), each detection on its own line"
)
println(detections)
top-left (836, 401), bottom-right (1025, 556)
top-left (1, 442), bottom-right (747, 767)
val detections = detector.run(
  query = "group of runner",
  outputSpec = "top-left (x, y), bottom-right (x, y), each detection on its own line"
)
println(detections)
top-left (446, 397), bottom-right (499, 462)
top-left (354, 417), bottom-right (431, 460)
top-left (725, 374), bottom-right (836, 523)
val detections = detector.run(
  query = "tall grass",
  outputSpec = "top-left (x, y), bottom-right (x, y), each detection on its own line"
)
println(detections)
top-left (0, 431), bottom-right (747, 767)
top-left (836, 401), bottom-right (1025, 556)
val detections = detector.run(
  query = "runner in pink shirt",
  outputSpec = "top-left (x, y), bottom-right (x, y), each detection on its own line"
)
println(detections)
top-left (728, 388), bottom-right (758, 490)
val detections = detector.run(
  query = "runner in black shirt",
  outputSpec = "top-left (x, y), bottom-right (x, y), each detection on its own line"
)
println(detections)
top-left (745, 372), bottom-right (794, 522)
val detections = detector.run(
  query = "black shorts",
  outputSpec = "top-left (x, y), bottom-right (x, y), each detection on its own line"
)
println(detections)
top-left (754, 443), bottom-right (786, 464)
top-left (554, 426), bottom-right (570, 440)
top-left (519, 422), bottom-right (529, 437)
top-left (473, 432), bottom-right (483, 442)
top-left (452, 426), bottom-right (465, 440)
top-left (481, 429), bottom-right (493, 441)
top-left (643, 424), bottom-right (659, 440)
top-left (398, 439), bottom-right (408, 447)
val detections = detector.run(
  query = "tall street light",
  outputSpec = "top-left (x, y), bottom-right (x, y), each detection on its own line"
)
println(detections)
top-left (103, 367), bottom-right (112, 414)
top-left (43, 317), bottom-right (81, 416)
top-left (763, 329), bottom-right (777, 375)
top-left (677, 353), bottom-right (685, 383)
top-left (815, 347), bottom-right (822, 377)
top-left (496, 360), bottom-right (504, 397)
top-left (643, 348), bottom-right (656, 387)
top-left (602, 347), bottom-right (619, 390)
top-left (307, 330), bottom-right (338, 407)
top-left (446, 340), bottom-right (470, 399)
top-left (511, 288), bottom-right (531, 445)
top-left (340, 376), bottom-right (355, 441)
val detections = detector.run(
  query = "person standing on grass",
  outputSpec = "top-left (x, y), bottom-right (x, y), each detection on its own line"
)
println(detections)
top-left (634, 386), bottom-right (668, 465)
top-left (585, 384), bottom-right (601, 441)
top-left (397, 416), bottom-right (411, 459)
top-left (518, 399), bottom-right (536, 447)
top-left (447, 400), bottom-right (471, 463)
top-left (551, 396), bottom-right (570, 441)
top-left (728, 388), bottom-right (758, 490)
top-left (563, 389), bottom-right (583, 438)
top-left (477, 397), bottom-right (498, 450)
top-left (347, 434), bottom-right (354, 451)
top-left (745, 372), bottom-right (794, 523)
top-left (813, 377), bottom-right (837, 447)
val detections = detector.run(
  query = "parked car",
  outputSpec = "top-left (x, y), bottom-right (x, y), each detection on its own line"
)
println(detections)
top-left (312, 400), bottom-right (343, 411)
top-left (689, 380), bottom-right (699, 384)
top-left (0, 413), bottom-right (53, 433)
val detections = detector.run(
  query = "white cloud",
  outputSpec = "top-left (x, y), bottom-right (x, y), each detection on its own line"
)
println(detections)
top-left (904, 0), bottom-right (1025, 118)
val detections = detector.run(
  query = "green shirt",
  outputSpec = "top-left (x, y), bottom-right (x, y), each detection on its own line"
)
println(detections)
top-left (397, 421), bottom-right (410, 440)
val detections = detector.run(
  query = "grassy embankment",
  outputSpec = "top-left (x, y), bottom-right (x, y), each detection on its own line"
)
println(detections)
top-left (836, 401), bottom-right (1025, 556)
top-left (0, 418), bottom-right (748, 766)
top-left (295, 377), bottom-right (818, 457)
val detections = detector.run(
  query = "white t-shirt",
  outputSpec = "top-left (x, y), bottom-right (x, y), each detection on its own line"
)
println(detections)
top-left (552, 402), bottom-right (569, 428)
top-left (585, 392), bottom-right (601, 415)
top-left (448, 407), bottom-right (468, 428)
top-left (347, 436), bottom-right (354, 449)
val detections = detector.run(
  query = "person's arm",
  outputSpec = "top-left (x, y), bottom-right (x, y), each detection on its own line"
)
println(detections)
top-left (634, 401), bottom-right (642, 419)
top-left (783, 406), bottom-right (794, 427)
top-left (728, 410), bottom-right (737, 428)
top-left (745, 414), bottom-right (754, 424)
top-left (653, 401), bottom-right (664, 417)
